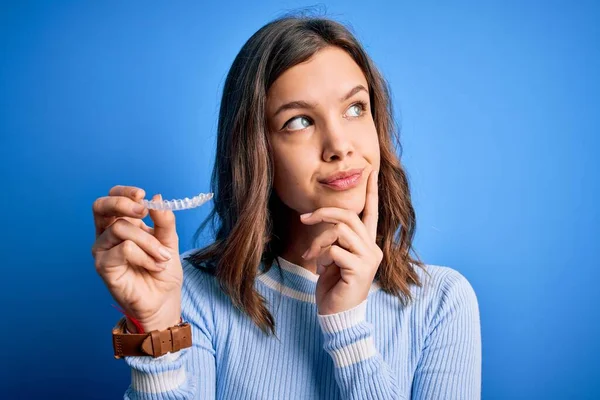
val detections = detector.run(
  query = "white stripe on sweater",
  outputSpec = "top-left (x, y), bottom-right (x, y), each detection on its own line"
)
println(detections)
top-left (318, 298), bottom-right (368, 333)
top-left (132, 366), bottom-right (186, 394)
top-left (329, 336), bottom-right (377, 368)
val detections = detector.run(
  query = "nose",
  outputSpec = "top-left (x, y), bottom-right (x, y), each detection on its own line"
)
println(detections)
top-left (321, 119), bottom-right (354, 162)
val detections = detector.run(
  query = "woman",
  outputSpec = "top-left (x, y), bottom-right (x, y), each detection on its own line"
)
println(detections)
top-left (92, 15), bottom-right (481, 399)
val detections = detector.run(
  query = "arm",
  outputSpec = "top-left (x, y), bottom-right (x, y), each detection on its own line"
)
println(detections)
top-left (123, 260), bottom-right (217, 400)
top-left (411, 272), bottom-right (482, 399)
top-left (318, 299), bottom-right (408, 400)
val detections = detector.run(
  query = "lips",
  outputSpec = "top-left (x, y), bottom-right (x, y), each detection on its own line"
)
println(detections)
top-left (319, 168), bottom-right (365, 184)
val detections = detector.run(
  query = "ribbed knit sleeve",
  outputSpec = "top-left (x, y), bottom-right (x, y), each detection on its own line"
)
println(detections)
top-left (411, 270), bottom-right (482, 399)
top-left (317, 299), bottom-right (408, 399)
top-left (123, 255), bottom-right (217, 400)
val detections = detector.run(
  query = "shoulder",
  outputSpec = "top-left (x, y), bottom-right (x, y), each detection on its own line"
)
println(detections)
top-left (414, 264), bottom-right (478, 301)
top-left (178, 248), bottom-right (230, 323)
top-left (410, 264), bottom-right (480, 327)
top-left (179, 249), bottom-right (217, 290)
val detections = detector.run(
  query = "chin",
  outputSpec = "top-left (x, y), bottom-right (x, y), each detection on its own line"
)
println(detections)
top-left (321, 196), bottom-right (365, 214)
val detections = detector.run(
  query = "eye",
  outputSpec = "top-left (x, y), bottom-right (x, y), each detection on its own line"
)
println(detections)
top-left (284, 116), bottom-right (312, 131)
top-left (345, 102), bottom-right (367, 118)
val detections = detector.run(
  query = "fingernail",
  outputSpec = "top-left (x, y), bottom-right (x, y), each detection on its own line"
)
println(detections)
top-left (158, 246), bottom-right (172, 260)
top-left (301, 213), bottom-right (312, 219)
top-left (133, 204), bottom-right (145, 214)
top-left (301, 249), bottom-right (309, 259)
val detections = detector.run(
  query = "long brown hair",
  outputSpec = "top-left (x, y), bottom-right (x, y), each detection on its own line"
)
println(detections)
top-left (187, 15), bottom-right (424, 335)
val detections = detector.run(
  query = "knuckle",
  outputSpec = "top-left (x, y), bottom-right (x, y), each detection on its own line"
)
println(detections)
top-left (122, 239), bottom-right (136, 255)
top-left (336, 224), bottom-right (349, 239)
top-left (94, 256), bottom-right (104, 273)
top-left (110, 218), bottom-right (128, 235)
top-left (92, 198), bottom-right (102, 214)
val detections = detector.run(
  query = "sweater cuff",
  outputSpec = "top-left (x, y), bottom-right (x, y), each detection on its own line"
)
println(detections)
top-left (125, 348), bottom-right (188, 394)
top-left (317, 299), bottom-right (377, 368)
top-left (317, 299), bottom-right (368, 333)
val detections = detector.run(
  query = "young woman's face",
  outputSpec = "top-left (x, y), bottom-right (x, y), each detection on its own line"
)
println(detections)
top-left (266, 46), bottom-right (380, 216)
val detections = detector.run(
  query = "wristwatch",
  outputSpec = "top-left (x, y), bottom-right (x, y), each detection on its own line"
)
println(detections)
top-left (112, 316), bottom-right (192, 359)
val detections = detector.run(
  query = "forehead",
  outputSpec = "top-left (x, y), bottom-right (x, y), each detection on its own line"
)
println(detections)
top-left (267, 46), bottom-right (368, 106)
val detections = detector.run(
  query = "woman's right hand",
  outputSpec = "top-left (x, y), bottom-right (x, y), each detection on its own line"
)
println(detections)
top-left (91, 185), bottom-right (183, 333)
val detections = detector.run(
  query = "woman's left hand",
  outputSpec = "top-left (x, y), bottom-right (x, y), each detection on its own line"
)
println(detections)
top-left (300, 169), bottom-right (382, 315)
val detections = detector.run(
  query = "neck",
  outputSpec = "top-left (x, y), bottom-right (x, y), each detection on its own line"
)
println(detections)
top-left (275, 201), bottom-right (335, 275)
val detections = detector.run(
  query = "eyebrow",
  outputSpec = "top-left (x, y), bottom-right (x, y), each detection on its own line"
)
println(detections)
top-left (272, 84), bottom-right (368, 117)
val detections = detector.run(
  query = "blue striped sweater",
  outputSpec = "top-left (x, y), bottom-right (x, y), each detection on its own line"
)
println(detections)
top-left (123, 248), bottom-right (481, 399)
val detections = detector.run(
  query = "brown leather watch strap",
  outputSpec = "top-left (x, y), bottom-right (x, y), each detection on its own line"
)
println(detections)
top-left (112, 316), bottom-right (192, 359)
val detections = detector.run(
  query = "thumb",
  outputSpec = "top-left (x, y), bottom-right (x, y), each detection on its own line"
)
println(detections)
top-left (149, 194), bottom-right (179, 251)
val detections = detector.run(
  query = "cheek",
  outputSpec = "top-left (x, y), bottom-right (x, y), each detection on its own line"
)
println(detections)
top-left (357, 122), bottom-right (380, 166)
top-left (371, 134), bottom-right (381, 167)
top-left (272, 153), bottom-right (312, 200)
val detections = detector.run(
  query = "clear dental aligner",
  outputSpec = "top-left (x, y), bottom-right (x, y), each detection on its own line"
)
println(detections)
top-left (142, 193), bottom-right (214, 211)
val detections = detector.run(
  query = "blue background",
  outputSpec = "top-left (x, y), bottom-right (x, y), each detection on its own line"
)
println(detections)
top-left (1, 1), bottom-right (598, 398)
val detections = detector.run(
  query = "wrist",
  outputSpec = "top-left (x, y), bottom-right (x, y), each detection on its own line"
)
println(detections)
top-left (128, 302), bottom-right (182, 333)
top-left (141, 310), bottom-right (182, 332)
top-left (128, 316), bottom-right (182, 333)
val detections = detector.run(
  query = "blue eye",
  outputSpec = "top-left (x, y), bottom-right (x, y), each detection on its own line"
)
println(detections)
top-left (285, 116), bottom-right (312, 131)
top-left (346, 102), bottom-right (366, 117)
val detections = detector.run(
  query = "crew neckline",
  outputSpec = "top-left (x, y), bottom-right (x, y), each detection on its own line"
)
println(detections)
top-left (256, 256), bottom-right (381, 303)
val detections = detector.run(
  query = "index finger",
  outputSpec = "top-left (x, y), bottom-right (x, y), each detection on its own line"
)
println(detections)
top-left (361, 169), bottom-right (379, 241)
top-left (93, 185), bottom-right (146, 238)
top-left (109, 185), bottom-right (145, 200)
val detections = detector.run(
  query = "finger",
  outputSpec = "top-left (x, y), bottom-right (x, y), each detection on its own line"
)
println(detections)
top-left (109, 185), bottom-right (146, 201)
top-left (106, 216), bottom-right (154, 235)
top-left (301, 207), bottom-right (371, 244)
top-left (361, 169), bottom-right (379, 241)
top-left (98, 239), bottom-right (167, 274)
top-left (148, 194), bottom-right (179, 252)
top-left (93, 186), bottom-right (148, 238)
top-left (94, 218), bottom-right (171, 263)
top-left (314, 245), bottom-right (335, 276)
top-left (303, 223), bottom-right (366, 260)
top-left (94, 190), bottom-right (148, 219)
top-left (316, 245), bottom-right (360, 278)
